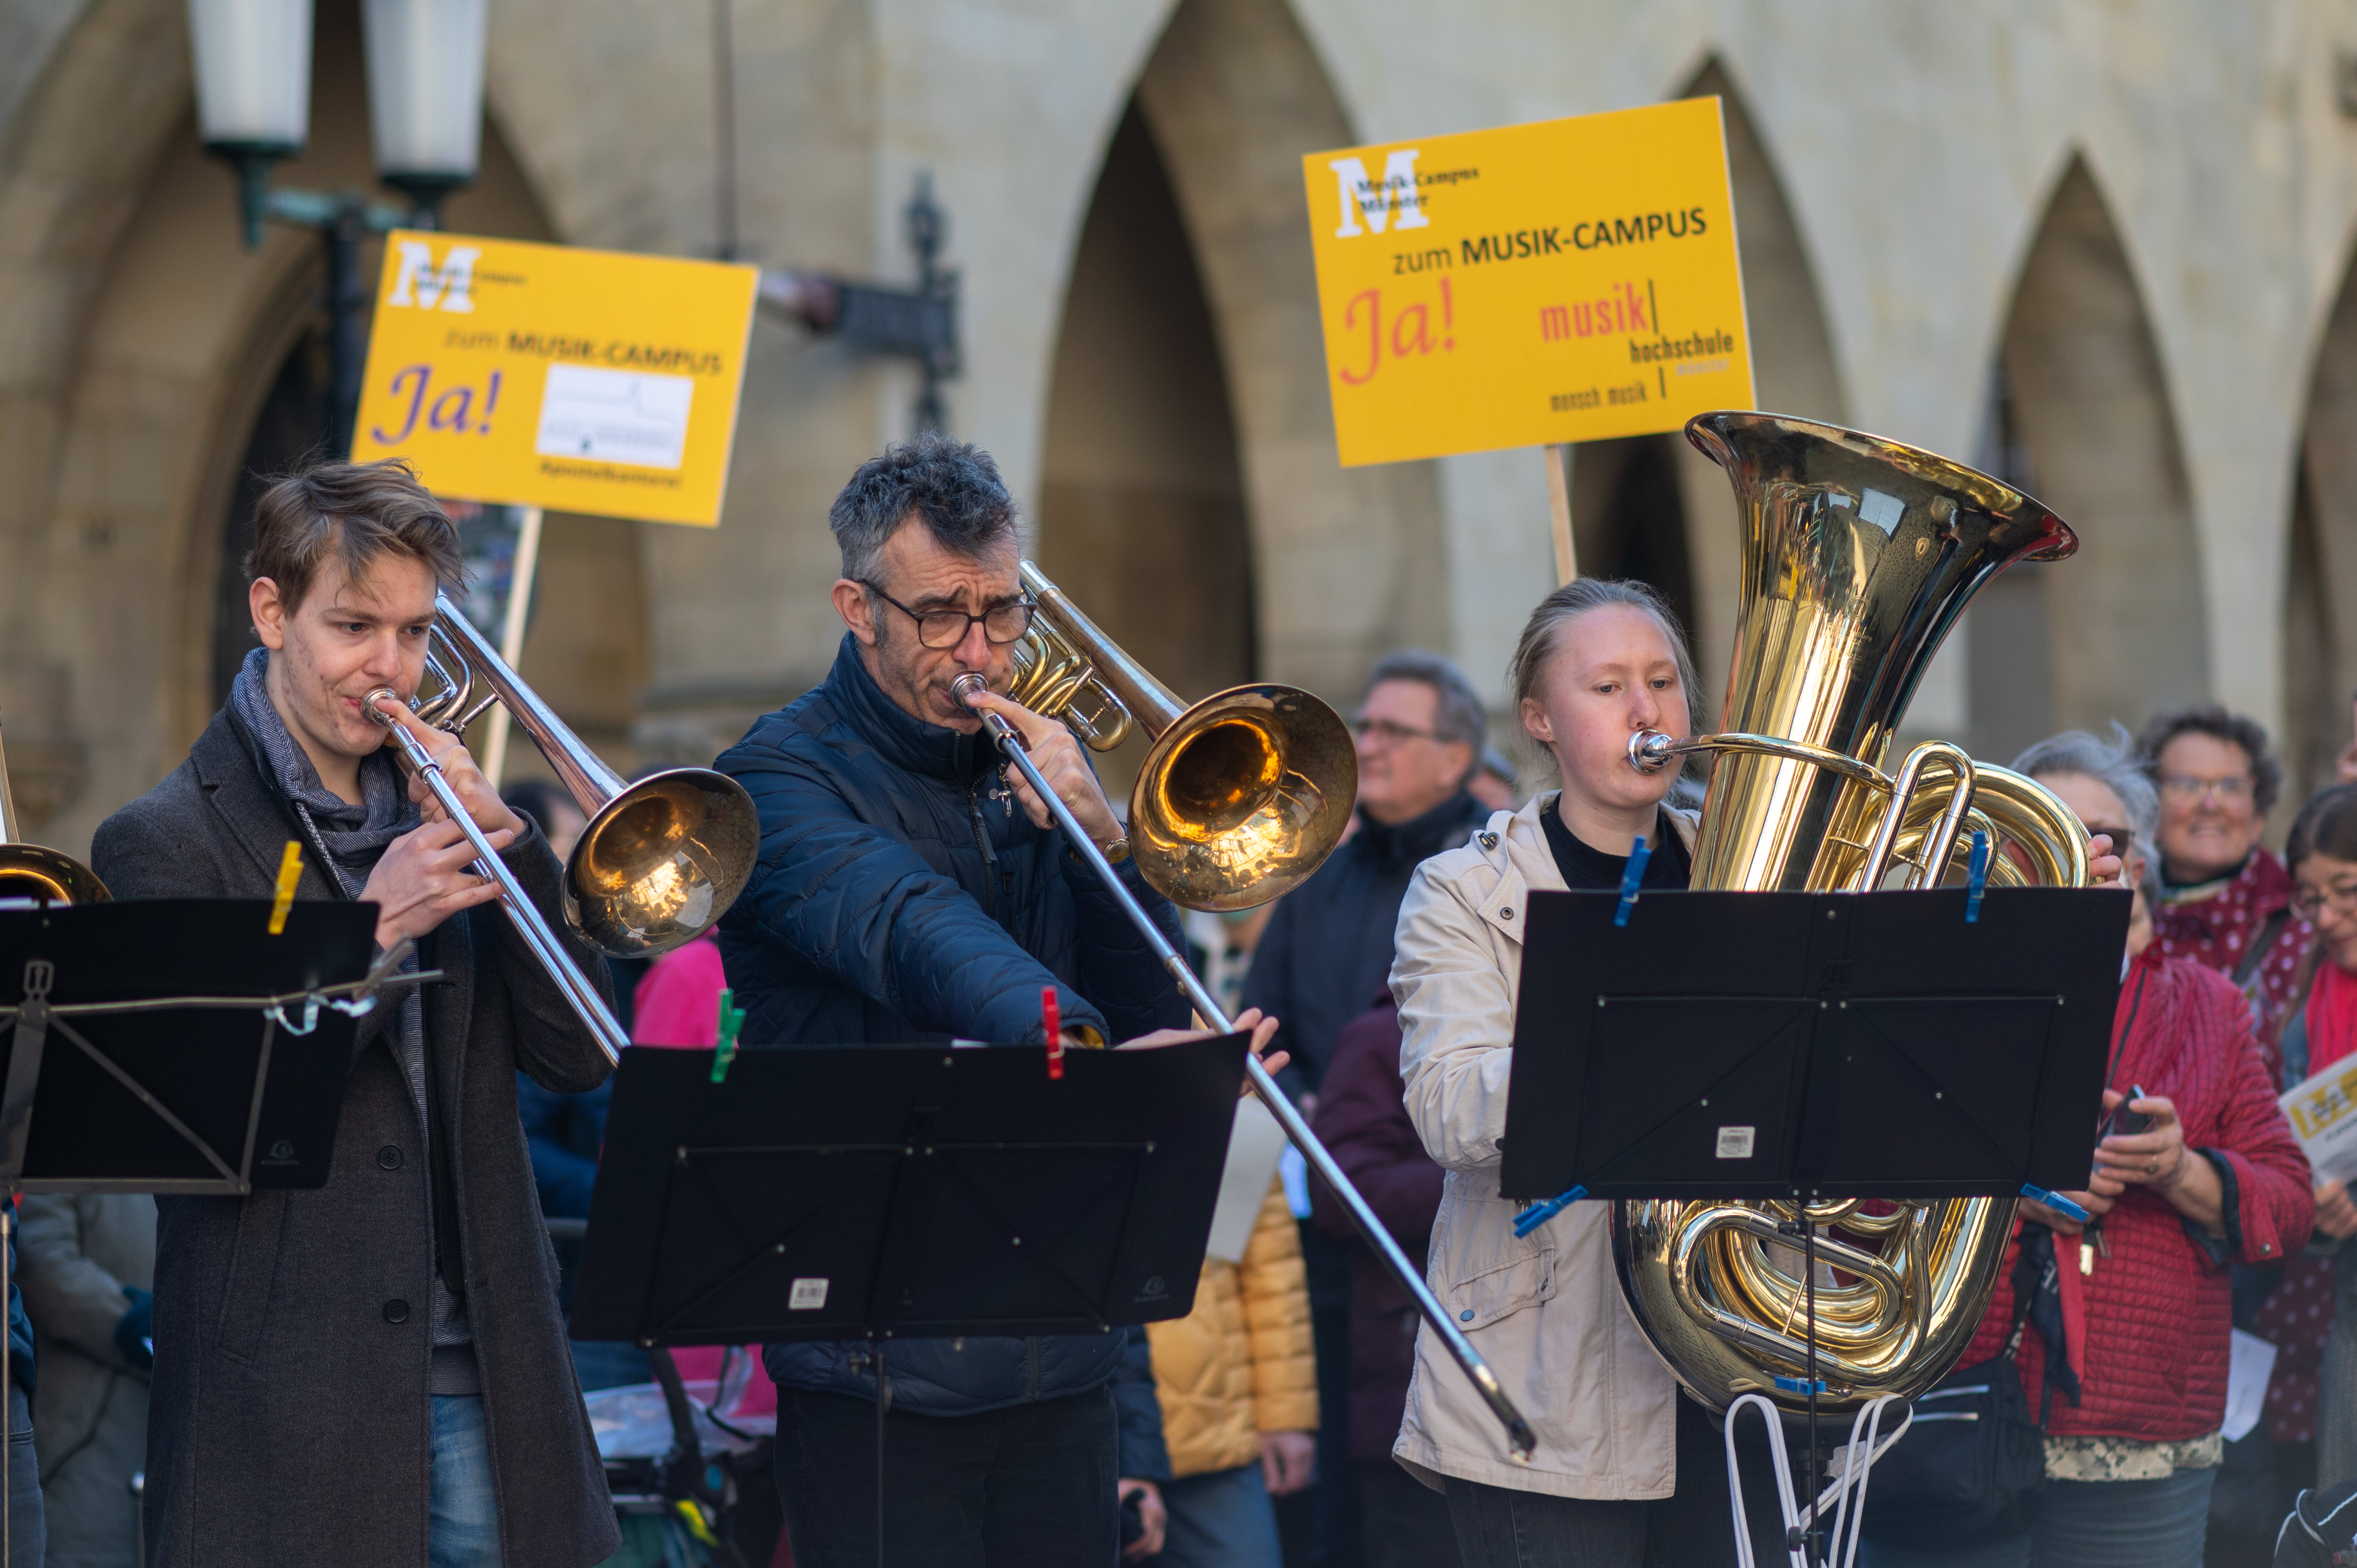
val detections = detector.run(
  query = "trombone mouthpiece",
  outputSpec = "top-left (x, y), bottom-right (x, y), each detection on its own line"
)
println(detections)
top-left (1627, 730), bottom-right (1677, 774)
top-left (361, 688), bottom-right (403, 727)
top-left (950, 673), bottom-right (990, 706)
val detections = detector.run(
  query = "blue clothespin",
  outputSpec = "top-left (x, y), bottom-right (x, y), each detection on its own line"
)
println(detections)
top-left (1513, 1184), bottom-right (1587, 1237)
top-left (2020, 1183), bottom-right (2089, 1223)
top-left (1964, 830), bottom-right (1990, 923)
top-left (1614, 836), bottom-right (1651, 928)
top-left (1773, 1376), bottom-right (1829, 1395)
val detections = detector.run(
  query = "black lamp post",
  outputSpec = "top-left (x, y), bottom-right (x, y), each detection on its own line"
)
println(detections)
top-left (188, 0), bottom-right (488, 455)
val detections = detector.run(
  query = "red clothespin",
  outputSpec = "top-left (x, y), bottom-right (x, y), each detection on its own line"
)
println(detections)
top-left (1042, 986), bottom-right (1063, 1080)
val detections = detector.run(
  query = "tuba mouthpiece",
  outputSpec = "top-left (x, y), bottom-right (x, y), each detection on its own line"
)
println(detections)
top-left (1627, 730), bottom-right (1677, 774)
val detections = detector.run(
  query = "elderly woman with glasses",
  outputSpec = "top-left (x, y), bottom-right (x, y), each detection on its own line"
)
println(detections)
top-left (1865, 728), bottom-right (2313, 1568)
top-left (2133, 708), bottom-right (2331, 1501)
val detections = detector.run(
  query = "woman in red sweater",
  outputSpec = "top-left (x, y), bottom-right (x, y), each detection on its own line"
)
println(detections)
top-left (1866, 729), bottom-right (2314, 1568)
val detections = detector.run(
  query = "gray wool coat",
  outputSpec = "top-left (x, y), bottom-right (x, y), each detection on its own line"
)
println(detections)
top-left (89, 707), bottom-right (621, 1568)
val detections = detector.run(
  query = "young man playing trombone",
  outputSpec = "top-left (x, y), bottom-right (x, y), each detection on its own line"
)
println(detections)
top-left (92, 462), bottom-right (617, 1568)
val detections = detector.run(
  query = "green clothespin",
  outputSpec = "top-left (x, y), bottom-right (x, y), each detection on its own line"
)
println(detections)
top-left (710, 987), bottom-right (745, 1083)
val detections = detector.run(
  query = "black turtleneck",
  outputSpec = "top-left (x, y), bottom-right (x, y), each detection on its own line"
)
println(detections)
top-left (1241, 788), bottom-right (1488, 1094)
top-left (1541, 803), bottom-right (1692, 892)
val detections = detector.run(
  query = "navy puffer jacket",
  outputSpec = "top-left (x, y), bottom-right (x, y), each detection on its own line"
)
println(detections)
top-left (719, 633), bottom-right (1191, 1414)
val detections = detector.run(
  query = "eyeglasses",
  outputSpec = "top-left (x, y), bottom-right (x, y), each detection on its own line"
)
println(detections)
top-left (2293, 881), bottom-right (2357, 921)
top-left (2084, 824), bottom-right (2137, 861)
top-left (862, 583), bottom-right (1038, 650)
top-left (1350, 717), bottom-right (1442, 747)
top-left (2156, 773), bottom-right (2254, 804)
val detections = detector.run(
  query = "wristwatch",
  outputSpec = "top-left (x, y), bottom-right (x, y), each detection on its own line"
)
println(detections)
top-left (1099, 834), bottom-right (1131, 865)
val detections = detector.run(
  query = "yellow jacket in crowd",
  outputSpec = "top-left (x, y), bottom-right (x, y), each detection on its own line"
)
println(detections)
top-left (1145, 1175), bottom-right (1320, 1478)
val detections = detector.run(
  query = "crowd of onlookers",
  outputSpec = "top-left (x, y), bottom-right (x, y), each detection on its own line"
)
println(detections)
top-left (19, 596), bottom-right (2357, 1568)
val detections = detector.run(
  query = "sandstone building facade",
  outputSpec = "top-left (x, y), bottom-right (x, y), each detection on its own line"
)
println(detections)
top-left (4, 0), bottom-right (2356, 850)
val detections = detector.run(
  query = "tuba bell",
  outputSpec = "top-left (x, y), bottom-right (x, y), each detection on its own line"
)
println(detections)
top-left (0, 712), bottom-right (108, 905)
top-left (1612, 412), bottom-right (2093, 1419)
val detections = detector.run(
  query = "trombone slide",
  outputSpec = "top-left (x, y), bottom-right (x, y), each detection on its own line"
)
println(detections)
top-left (954, 675), bottom-right (1538, 1463)
top-left (368, 692), bottom-right (629, 1065)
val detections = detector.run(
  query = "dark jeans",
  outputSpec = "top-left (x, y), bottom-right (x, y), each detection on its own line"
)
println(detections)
top-left (6, 1383), bottom-right (42, 1566)
top-left (1303, 1224), bottom-right (1361, 1566)
top-left (1146, 1461), bottom-right (1283, 1568)
top-left (1447, 1396), bottom-right (1794, 1567)
top-left (772, 1385), bottom-right (1117, 1568)
top-left (1360, 1460), bottom-right (1460, 1568)
top-left (1857, 1464), bottom-right (2216, 1568)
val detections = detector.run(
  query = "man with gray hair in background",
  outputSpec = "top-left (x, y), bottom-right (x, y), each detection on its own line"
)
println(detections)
top-left (1240, 647), bottom-right (1492, 1565)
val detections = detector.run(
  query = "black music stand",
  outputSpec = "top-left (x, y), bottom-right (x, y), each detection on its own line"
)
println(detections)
top-left (1499, 884), bottom-right (2128, 1564)
top-left (573, 1037), bottom-right (1250, 1568)
top-left (572, 1035), bottom-right (1250, 1346)
top-left (1500, 887), bottom-right (2128, 1204)
top-left (0, 897), bottom-right (382, 1565)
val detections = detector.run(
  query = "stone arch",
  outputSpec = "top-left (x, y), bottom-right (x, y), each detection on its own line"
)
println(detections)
top-left (1037, 98), bottom-right (1253, 802)
top-left (1574, 57), bottom-right (1848, 713)
top-left (0, 0), bottom-right (193, 840)
top-left (1967, 154), bottom-right (2209, 764)
top-left (2285, 243), bottom-right (2357, 804)
top-left (1122, 0), bottom-right (1447, 710)
top-left (3, 0), bottom-right (646, 851)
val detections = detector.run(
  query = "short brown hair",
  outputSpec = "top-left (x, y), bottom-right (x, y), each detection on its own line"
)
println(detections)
top-left (2134, 704), bottom-right (2283, 816)
top-left (246, 460), bottom-right (465, 612)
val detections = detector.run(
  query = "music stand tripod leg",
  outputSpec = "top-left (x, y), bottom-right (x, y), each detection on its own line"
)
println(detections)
top-left (874, 1339), bottom-right (886, 1568)
top-left (2, 1197), bottom-right (12, 1568)
top-left (0, 956), bottom-right (57, 1568)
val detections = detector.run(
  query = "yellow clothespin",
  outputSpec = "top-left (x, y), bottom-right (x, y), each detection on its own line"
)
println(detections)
top-left (672, 1497), bottom-right (720, 1546)
top-left (268, 841), bottom-right (303, 934)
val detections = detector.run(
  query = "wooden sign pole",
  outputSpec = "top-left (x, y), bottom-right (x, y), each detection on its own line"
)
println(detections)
top-left (1545, 444), bottom-right (1578, 586)
top-left (482, 505), bottom-right (545, 788)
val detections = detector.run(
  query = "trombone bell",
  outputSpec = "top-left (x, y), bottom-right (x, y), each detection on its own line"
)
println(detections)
top-left (0, 847), bottom-right (110, 906)
top-left (1134, 693), bottom-right (1354, 911)
top-left (1004, 563), bottom-right (1356, 912)
top-left (416, 596), bottom-right (758, 960)
top-left (0, 715), bottom-right (109, 905)
top-left (568, 771), bottom-right (760, 956)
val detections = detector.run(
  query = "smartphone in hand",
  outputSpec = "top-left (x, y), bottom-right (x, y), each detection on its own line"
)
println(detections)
top-left (2101, 1084), bottom-right (2155, 1140)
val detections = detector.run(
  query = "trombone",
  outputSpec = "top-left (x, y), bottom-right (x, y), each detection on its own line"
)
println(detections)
top-left (0, 711), bottom-right (108, 905)
top-left (366, 594), bottom-right (763, 1063)
top-left (955, 563), bottom-right (1538, 1462)
top-left (410, 597), bottom-right (759, 960)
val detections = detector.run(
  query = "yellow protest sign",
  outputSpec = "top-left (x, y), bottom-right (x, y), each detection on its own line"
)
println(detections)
top-left (1302, 98), bottom-right (1755, 467)
top-left (351, 232), bottom-right (758, 527)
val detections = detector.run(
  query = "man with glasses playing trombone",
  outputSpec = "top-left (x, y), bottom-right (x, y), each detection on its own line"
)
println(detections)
top-left (715, 433), bottom-right (1281, 1568)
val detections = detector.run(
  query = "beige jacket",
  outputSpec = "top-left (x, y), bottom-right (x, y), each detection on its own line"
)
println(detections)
top-left (1388, 791), bottom-right (1699, 1499)
top-left (1145, 1177), bottom-right (1320, 1477)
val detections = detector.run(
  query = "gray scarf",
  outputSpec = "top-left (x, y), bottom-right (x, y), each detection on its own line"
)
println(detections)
top-left (229, 649), bottom-right (477, 1385)
top-left (228, 647), bottom-right (418, 872)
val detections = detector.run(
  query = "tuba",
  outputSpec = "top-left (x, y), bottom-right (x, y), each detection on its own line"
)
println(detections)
top-left (0, 712), bottom-right (108, 905)
top-left (1611, 412), bottom-right (2092, 1418)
